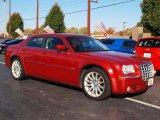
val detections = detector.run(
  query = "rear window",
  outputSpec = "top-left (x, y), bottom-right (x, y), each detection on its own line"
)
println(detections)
top-left (123, 41), bottom-right (137, 48)
top-left (138, 39), bottom-right (160, 47)
top-left (100, 39), bottom-right (115, 45)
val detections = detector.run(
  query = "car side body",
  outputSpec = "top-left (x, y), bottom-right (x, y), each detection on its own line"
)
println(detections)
top-left (135, 37), bottom-right (160, 71)
top-left (5, 34), bottom-right (155, 100)
top-left (100, 38), bottom-right (137, 54)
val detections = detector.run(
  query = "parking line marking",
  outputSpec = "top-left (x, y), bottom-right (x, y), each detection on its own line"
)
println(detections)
top-left (125, 97), bottom-right (160, 110)
top-left (0, 62), bottom-right (5, 65)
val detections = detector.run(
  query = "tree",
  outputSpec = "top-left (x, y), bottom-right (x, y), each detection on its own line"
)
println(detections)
top-left (45, 3), bottom-right (65, 33)
top-left (65, 27), bottom-right (79, 34)
top-left (79, 27), bottom-right (87, 35)
top-left (7, 12), bottom-right (24, 38)
top-left (107, 27), bottom-right (115, 34)
top-left (141, 0), bottom-right (160, 36)
top-left (65, 27), bottom-right (87, 35)
top-left (32, 25), bottom-right (45, 34)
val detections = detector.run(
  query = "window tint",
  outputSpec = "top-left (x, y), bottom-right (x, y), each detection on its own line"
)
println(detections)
top-left (66, 36), bottom-right (109, 52)
top-left (138, 39), bottom-right (160, 47)
top-left (123, 41), bottom-right (137, 48)
top-left (45, 37), bottom-right (64, 50)
top-left (27, 37), bottom-right (44, 48)
top-left (101, 39), bottom-right (115, 45)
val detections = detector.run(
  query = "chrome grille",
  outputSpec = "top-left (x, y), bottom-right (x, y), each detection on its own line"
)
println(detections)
top-left (139, 63), bottom-right (154, 81)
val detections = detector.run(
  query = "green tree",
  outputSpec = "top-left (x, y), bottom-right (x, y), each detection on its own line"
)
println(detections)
top-left (45, 3), bottom-right (65, 33)
top-left (65, 27), bottom-right (79, 34)
top-left (7, 12), bottom-right (24, 38)
top-left (79, 27), bottom-right (87, 35)
top-left (141, 0), bottom-right (160, 36)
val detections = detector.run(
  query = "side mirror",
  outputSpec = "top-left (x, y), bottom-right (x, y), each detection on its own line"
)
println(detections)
top-left (55, 44), bottom-right (66, 51)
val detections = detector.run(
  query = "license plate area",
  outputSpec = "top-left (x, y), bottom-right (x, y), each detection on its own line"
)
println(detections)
top-left (147, 78), bottom-right (154, 86)
top-left (143, 53), bottom-right (151, 58)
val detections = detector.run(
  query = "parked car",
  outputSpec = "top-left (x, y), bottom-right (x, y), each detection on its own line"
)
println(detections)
top-left (0, 38), bottom-right (14, 44)
top-left (0, 39), bottom-right (23, 54)
top-left (135, 37), bottom-right (160, 71)
top-left (5, 34), bottom-right (155, 100)
top-left (100, 38), bottom-right (137, 54)
top-left (0, 38), bottom-right (4, 42)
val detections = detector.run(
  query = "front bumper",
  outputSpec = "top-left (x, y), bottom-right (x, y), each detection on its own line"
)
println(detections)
top-left (112, 76), bottom-right (154, 94)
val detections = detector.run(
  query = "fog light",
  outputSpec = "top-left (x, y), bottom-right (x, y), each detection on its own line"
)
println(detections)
top-left (127, 86), bottom-right (131, 92)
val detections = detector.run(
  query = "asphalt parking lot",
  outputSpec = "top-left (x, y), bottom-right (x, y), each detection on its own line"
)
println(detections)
top-left (0, 54), bottom-right (160, 120)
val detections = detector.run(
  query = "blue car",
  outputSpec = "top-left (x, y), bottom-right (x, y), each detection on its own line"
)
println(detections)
top-left (100, 38), bottom-right (137, 54)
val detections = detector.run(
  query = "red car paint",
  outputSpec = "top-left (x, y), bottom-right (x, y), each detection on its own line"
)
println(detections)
top-left (135, 37), bottom-right (160, 71)
top-left (5, 34), bottom-right (155, 94)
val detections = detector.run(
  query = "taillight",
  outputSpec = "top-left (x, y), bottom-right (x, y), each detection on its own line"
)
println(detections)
top-left (2, 44), bottom-right (6, 46)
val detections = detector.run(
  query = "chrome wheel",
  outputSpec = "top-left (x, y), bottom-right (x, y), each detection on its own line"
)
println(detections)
top-left (11, 60), bottom-right (22, 79)
top-left (84, 71), bottom-right (105, 98)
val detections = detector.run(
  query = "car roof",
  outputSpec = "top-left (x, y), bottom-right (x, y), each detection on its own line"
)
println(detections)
top-left (100, 38), bottom-right (136, 41)
top-left (29, 33), bottom-right (88, 38)
top-left (139, 37), bottom-right (160, 40)
top-left (6, 39), bottom-right (23, 43)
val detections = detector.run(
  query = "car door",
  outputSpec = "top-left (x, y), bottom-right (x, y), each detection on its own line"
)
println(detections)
top-left (20, 37), bottom-right (46, 78)
top-left (39, 37), bottom-right (77, 85)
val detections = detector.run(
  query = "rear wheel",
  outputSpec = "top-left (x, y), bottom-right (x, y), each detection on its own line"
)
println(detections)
top-left (82, 67), bottom-right (111, 100)
top-left (11, 58), bottom-right (25, 80)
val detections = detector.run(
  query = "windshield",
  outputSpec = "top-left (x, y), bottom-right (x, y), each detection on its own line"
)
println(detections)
top-left (66, 36), bottom-right (109, 52)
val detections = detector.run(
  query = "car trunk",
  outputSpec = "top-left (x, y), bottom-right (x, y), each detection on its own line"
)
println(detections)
top-left (136, 47), bottom-right (160, 70)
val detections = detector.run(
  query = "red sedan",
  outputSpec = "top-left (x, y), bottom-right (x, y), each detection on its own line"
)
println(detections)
top-left (5, 34), bottom-right (155, 100)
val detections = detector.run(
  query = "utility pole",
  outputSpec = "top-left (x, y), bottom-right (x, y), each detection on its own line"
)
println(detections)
top-left (3, 0), bottom-right (6, 38)
top-left (87, 0), bottom-right (97, 36)
top-left (36, 0), bottom-right (39, 34)
top-left (9, 0), bottom-right (11, 38)
top-left (87, 0), bottom-right (91, 36)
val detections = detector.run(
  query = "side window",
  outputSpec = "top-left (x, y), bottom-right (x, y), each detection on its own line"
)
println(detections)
top-left (123, 41), bottom-right (137, 48)
top-left (27, 37), bottom-right (44, 48)
top-left (101, 40), bottom-right (115, 45)
top-left (45, 37), bottom-right (64, 50)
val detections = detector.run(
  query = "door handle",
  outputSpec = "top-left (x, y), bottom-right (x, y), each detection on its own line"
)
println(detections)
top-left (42, 52), bottom-right (48, 55)
top-left (22, 49), bottom-right (26, 53)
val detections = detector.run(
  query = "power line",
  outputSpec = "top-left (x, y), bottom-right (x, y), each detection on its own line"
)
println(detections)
top-left (23, 0), bottom-right (136, 21)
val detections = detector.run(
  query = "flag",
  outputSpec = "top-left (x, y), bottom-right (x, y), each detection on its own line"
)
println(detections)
top-left (15, 28), bottom-right (24, 37)
top-left (95, 22), bottom-right (107, 34)
top-left (44, 25), bottom-right (55, 33)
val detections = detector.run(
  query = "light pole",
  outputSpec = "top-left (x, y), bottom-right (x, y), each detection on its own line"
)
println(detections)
top-left (3, 0), bottom-right (6, 38)
top-left (36, 0), bottom-right (39, 34)
top-left (87, 0), bottom-right (98, 36)
top-left (87, 0), bottom-right (91, 36)
top-left (9, 0), bottom-right (11, 38)
top-left (123, 22), bottom-right (126, 37)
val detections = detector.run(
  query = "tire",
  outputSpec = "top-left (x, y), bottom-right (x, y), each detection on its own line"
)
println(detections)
top-left (82, 67), bottom-right (111, 100)
top-left (11, 58), bottom-right (25, 80)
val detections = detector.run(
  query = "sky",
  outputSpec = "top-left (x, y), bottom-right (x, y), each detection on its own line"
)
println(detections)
top-left (0, 0), bottom-right (143, 33)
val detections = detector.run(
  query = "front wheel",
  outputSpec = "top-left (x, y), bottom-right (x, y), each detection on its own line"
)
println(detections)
top-left (11, 58), bottom-right (25, 80)
top-left (82, 67), bottom-right (111, 100)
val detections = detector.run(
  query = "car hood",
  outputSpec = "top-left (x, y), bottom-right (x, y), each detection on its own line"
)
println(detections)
top-left (81, 51), bottom-right (150, 65)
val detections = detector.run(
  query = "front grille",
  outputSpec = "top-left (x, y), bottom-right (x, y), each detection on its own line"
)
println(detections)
top-left (139, 63), bottom-right (154, 81)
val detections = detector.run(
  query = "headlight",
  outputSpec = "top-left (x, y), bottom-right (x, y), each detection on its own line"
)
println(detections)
top-left (122, 65), bottom-right (135, 74)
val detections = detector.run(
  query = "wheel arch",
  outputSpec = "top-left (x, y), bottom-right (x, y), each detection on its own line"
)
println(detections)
top-left (11, 55), bottom-right (20, 64)
top-left (10, 55), bottom-right (25, 69)
top-left (79, 64), bottom-right (112, 89)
